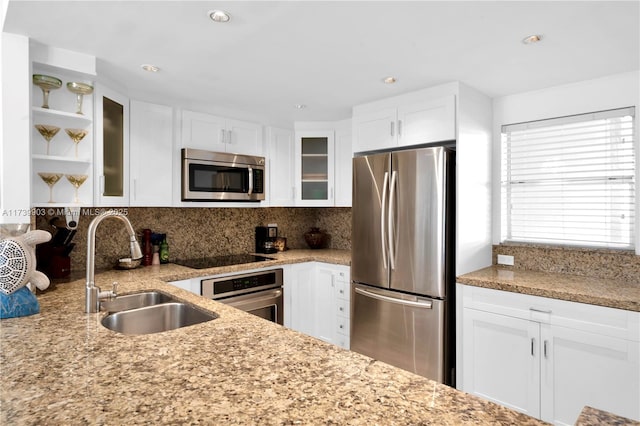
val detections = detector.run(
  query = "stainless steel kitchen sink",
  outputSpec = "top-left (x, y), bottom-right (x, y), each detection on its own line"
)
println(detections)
top-left (101, 302), bottom-right (218, 335)
top-left (100, 290), bottom-right (177, 313)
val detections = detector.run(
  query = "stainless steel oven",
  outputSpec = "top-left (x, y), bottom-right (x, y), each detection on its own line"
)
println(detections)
top-left (182, 148), bottom-right (265, 202)
top-left (201, 269), bottom-right (283, 325)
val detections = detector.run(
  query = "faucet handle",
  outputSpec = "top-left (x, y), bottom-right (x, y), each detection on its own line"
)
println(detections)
top-left (111, 281), bottom-right (119, 296)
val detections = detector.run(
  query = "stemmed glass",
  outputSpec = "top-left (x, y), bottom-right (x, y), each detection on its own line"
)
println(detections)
top-left (66, 82), bottom-right (93, 115)
top-left (33, 74), bottom-right (62, 109)
top-left (34, 124), bottom-right (60, 155)
top-left (65, 174), bottom-right (88, 203)
top-left (64, 128), bottom-right (88, 158)
top-left (37, 173), bottom-right (63, 203)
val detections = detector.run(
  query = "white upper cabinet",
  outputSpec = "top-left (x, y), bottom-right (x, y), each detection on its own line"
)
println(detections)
top-left (352, 107), bottom-right (397, 152)
top-left (294, 130), bottom-right (335, 207)
top-left (94, 84), bottom-right (129, 207)
top-left (181, 110), bottom-right (262, 157)
top-left (397, 97), bottom-right (455, 147)
top-left (292, 120), bottom-right (352, 207)
top-left (352, 91), bottom-right (456, 153)
top-left (129, 100), bottom-right (173, 207)
top-left (265, 127), bottom-right (296, 207)
top-left (333, 119), bottom-right (352, 207)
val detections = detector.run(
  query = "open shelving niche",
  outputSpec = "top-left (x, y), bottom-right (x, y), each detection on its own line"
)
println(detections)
top-left (31, 63), bottom-right (94, 208)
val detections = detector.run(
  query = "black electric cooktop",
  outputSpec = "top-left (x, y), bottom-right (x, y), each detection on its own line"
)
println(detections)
top-left (173, 254), bottom-right (274, 269)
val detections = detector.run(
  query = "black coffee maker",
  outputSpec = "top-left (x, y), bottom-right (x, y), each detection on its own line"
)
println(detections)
top-left (255, 225), bottom-right (278, 254)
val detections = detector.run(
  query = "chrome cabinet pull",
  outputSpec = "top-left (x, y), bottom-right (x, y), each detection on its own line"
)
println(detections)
top-left (530, 307), bottom-right (552, 314)
top-left (531, 338), bottom-right (535, 356)
top-left (544, 340), bottom-right (548, 358)
top-left (398, 119), bottom-right (403, 137)
top-left (390, 121), bottom-right (394, 137)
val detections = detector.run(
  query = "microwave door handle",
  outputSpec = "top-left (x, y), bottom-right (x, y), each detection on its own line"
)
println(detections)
top-left (247, 166), bottom-right (253, 195)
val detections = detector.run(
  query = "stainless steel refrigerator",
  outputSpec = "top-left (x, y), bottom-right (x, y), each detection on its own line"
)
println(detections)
top-left (350, 145), bottom-right (456, 386)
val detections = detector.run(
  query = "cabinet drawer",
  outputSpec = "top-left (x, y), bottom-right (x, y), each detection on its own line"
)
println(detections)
top-left (336, 316), bottom-right (349, 337)
top-left (334, 279), bottom-right (349, 300)
top-left (336, 298), bottom-right (349, 318)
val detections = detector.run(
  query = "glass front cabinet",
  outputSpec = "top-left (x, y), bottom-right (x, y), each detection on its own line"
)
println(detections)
top-left (294, 131), bottom-right (335, 206)
top-left (94, 84), bottom-right (129, 206)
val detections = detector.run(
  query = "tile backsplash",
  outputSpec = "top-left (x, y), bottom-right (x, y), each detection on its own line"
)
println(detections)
top-left (36, 207), bottom-right (352, 271)
top-left (493, 243), bottom-right (640, 282)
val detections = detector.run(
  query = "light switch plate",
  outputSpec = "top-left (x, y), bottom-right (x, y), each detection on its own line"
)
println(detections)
top-left (497, 254), bottom-right (515, 266)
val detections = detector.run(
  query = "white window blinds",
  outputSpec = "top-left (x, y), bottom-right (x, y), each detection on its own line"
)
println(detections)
top-left (501, 107), bottom-right (635, 249)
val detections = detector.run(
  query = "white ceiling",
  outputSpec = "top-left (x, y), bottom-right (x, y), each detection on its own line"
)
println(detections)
top-left (4, 1), bottom-right (639, 127)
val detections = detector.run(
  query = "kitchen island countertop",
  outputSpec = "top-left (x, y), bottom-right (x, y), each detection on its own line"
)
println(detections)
top-left (1, 250), bottom-right (548, 425)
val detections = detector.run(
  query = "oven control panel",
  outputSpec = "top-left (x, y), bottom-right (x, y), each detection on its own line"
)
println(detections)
top-left (201, 268), bottom-right (283, 299)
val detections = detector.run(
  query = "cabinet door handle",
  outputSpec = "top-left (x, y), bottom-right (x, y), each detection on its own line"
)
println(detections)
top-left (390, 121), bottom-right (394, 137)
top-left (398, 119), bottom-right (403, 137)
top-left (543, 340), bottom-right (548, 358)
top-left (100, 175), bottom-right (105, 196)
top-left (531, 338), bottom-right (535, 356)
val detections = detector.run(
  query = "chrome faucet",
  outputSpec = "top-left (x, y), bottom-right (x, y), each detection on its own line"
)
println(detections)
top-left (85, 210), bottom-right (143, 313)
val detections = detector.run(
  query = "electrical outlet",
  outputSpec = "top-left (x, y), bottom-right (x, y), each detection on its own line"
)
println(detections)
top-left (497, 254), bottom-right (515, 266)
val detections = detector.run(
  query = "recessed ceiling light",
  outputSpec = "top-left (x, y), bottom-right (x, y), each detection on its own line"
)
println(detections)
top-left (522, 34), bottom-right (542, 44)
top-left (209, 10), bottom-right (231, 23)
top-left (141, 64), bottom-right (159, 72)
top-left (383, 76), bottom-right (397, 84)
top-left (295, 104), bottom-right (307, 109)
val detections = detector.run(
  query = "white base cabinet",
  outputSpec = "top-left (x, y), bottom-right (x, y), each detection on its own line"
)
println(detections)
top-left (284, 262), bottom-right (350, 349)
top-left (459, 284), bottom-right (640, 425)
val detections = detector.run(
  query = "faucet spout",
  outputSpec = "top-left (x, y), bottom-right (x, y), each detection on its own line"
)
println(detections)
top-left (86, 210), bottom-right (143, 313)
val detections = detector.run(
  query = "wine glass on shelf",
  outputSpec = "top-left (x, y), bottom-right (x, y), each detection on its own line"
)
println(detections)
top-left (65, 174), bottom-right (88, 203)
top-left (33, 74), bottom-right (62, 109)
top-left (37, 172), bottom-right (63, 203)
top-left (34, 124), bottom-right (60, 155)
top-left (66, 82), bottom-right (93, 115)
top-left (64, 128), bottom-right (88, 158)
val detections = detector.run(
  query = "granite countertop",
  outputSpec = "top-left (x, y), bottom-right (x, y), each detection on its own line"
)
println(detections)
top-left (457, 265), bottom-right (640, 312)
top-left (1, 250), bottom-right (547, 425)
top-left (575, 406), bottom-right (640, 426)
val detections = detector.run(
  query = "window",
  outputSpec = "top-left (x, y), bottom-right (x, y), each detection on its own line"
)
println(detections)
top-left (501, 107), bottom-right (635, 249)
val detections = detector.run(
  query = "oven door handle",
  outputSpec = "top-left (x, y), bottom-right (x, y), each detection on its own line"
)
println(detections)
top-left (223, 289), bottom-right (282, 310)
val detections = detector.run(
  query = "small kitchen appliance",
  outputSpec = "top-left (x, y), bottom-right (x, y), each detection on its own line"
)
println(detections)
top-left (255, 225), bottom-right (278, 254)
top-left (181, 148), bottom-right (265, 202)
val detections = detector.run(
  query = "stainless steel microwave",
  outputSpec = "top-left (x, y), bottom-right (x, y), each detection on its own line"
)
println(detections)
top-left (181, 148), bottom-right (265, 202)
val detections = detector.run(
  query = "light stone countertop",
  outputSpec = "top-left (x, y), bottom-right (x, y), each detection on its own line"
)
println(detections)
top-left (457, 266), bottom-right (640, 312)
top-left (1, 250), bottom-right (548, 425)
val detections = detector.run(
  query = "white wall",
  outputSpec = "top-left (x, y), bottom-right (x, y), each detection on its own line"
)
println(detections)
top-left (491, 71), bottom-right (640, 253)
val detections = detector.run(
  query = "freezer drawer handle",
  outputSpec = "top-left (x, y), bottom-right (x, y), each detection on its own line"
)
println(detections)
top-left (355, 287), bottom-right (433, 309)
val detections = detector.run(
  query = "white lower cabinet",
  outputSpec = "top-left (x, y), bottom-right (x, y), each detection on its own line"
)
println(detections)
top-left (284, 262), bottom-right (350, 349)
top-left (459, 284), bottom-right (640, 425)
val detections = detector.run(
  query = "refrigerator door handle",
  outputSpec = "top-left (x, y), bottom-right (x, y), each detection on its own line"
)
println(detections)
top-left (381, 171), bottom-right (389, 269)
top-left (388, 170), bottom-right (398, 270)
top-left (355, 287), bottom-right (433, 309)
